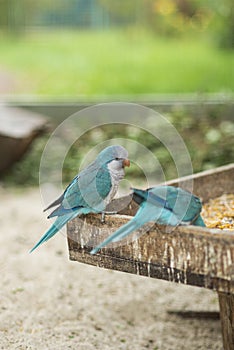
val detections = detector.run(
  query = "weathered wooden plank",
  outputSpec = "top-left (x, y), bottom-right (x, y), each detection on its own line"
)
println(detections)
top-left (218, 292), bottom-right (234, 350)
top-left (68, 214), bottom-right (234, 293)
top-left (67, 164), bottom-right (234, 293)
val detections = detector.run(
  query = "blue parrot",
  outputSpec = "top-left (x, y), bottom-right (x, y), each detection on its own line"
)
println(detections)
top-left (30, 145), bottom-right (130, 252)
top-left (90, 185), bottom-right (205, 254)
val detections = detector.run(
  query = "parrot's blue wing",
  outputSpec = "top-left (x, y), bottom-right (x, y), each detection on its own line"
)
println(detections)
top-left (138, 186), bottom-right (205, 227)
top-left (193, 214), bottom-right (206, 226)
top-left (47, 164), bottom-right (112, 218)
top-left (132, 188), bottom-right (172, 211)
top-left (62, 164), bottom-right (111, 210)
top-left (164, 187), bottom-right (202, 223)
top-left (147, 186), bottom-right (203, 224)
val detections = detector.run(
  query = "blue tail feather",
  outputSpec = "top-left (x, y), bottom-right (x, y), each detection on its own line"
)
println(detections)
top-left (90, 218), bottom-right (141, 255)
top-left (30, 211), bottom-right (79, 253)
top-left (47, 205), bottom-right (81, 218)
top-left (29, 224), bottom-right (59, 253)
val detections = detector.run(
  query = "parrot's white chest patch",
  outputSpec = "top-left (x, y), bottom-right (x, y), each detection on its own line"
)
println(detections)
top-left (105, 161), bottom-right (125, 205)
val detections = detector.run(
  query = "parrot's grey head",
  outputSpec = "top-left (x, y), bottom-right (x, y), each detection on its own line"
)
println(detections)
top-left (97, 145), bottom-right (130, 178)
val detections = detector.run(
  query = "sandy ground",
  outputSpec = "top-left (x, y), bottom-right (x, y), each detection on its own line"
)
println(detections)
top-left (0, 187), bottom-right (223, 350)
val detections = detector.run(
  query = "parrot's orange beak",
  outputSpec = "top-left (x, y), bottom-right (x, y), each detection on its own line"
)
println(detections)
top-left (122, 159), bottom-right (130, 167)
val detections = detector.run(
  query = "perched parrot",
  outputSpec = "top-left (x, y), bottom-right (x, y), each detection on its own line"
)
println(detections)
top-left (90, 185), bottom-right (205, 254)
top-left (30, 145), bottom-right (130, 252)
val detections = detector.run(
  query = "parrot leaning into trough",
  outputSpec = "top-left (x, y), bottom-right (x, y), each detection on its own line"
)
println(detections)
top-left (90, 185), bottom-right (205, 254)
top-left (30, 145), bottom-right (130, 252)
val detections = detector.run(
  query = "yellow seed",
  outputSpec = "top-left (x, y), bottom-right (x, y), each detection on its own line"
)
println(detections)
top-left (202, 194), bottom-right (234, 230)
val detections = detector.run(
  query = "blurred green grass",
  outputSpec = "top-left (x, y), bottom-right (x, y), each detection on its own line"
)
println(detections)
top-left (3, 107), bottom-right (234, 187)
top-left (0, 29), bottom-right (233, 97)
top-left (1, 29), bottom-right (233, 187)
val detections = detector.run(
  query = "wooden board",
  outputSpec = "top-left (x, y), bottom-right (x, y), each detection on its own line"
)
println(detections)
top-left (218, 292), bottom-right (234, 350)
top-left (67, 163), bottom-right (234, 294)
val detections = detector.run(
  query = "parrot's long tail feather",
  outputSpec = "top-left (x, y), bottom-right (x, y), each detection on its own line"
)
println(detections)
top-left (90, 218), bottom-right (141, 255)
top-left (29, 224), bottom-right (59, 253)
top-left (30, 212), bottom-right (77, 253)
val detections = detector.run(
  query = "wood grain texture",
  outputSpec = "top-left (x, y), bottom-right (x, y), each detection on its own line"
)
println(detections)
top-left (218, 293), bottom-right (234, 350)
top-left (68, 214), bottom-right (234, 293)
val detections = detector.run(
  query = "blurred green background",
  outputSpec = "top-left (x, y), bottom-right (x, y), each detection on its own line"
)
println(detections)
top-left (0, 0), bottom-right (233, 97)
top-left (0, 0), bottom-right (233, 187)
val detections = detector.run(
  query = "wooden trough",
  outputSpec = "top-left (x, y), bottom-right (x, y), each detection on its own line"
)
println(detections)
top-left (67, 163), bottom-right (234, 350)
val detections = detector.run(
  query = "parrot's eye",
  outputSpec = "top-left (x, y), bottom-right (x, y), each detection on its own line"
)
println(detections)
top-left (115, 157), bottom-right (120, 160)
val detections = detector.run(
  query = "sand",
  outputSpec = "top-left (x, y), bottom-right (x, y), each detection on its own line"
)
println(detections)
top-left (0, 187), bottom-right (223, 350)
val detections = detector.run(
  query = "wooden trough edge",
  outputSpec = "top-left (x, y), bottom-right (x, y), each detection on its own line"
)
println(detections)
top-left (69, 246), bottom-right (233, 294)
top-left (67, 216), bottom-right (234, 294)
